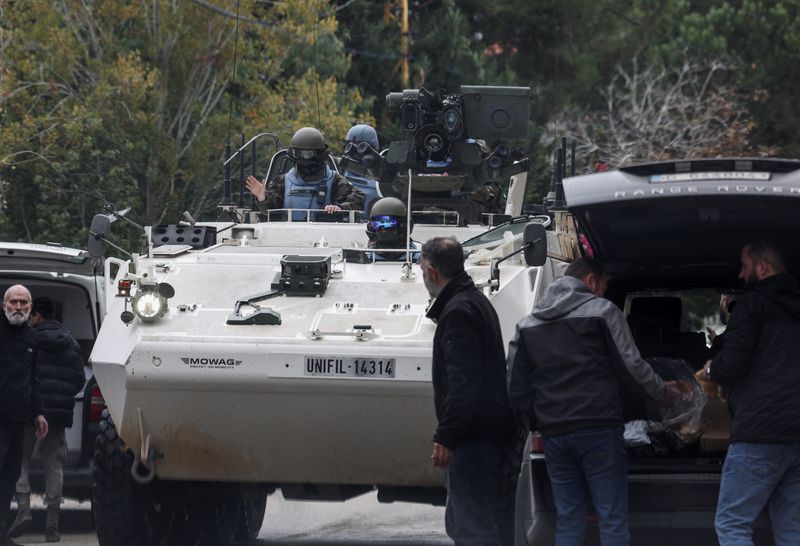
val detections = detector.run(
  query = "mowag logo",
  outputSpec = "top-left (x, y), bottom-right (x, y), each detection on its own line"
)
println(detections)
top-left (180, 357), bottom-right (243, 368)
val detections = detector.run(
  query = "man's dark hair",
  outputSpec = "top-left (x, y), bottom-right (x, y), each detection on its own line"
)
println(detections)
top-left (32, 297), bottom-right (55, 320)
top-left (564, 256), bottom-right (605, 281)
top-left (420, 237), bottom-right (465, 279)
top-left (744, 240), bottom-right (787, 273)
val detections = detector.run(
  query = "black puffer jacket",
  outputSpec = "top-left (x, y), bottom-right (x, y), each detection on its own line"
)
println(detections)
top-left (711, 273), bottom-right (800, 443)
top-left (426, 272), bottom-right (515, 450)
top-left (33, 320), bottom-right (85, 428)
top-left (0, 315), bottom-right (42, 422)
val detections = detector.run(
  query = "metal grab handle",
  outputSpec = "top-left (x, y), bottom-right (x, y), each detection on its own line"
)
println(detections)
top-left (103, 257), bottom-right (129, 314)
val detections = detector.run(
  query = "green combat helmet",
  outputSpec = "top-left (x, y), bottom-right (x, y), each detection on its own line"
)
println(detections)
top-left (289, 127), bottom-right (328, 179)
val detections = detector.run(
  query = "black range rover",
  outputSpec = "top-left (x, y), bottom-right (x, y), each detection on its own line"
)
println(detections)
top-left (514, 158), bottom-right (800, 546)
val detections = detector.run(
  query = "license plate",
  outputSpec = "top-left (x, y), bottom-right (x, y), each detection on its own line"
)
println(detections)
top-left (304, 356), bottom-right (396, 378)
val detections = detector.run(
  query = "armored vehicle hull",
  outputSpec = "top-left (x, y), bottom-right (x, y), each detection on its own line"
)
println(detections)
top-left (90, 217), bottom-right (546, 543)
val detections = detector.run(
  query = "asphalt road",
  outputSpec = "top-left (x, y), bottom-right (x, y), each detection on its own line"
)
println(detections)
top-left (17, 491), bottom-right (452, 545)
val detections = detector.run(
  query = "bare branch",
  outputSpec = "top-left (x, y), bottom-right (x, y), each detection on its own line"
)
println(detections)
top-left (551, 56), bottom-right (768, 172)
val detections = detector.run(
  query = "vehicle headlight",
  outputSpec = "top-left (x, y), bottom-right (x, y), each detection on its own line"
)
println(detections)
top-left (134, 292), bottom-right (163, 321)
top-left (131, 282), bottom-right (174, 322)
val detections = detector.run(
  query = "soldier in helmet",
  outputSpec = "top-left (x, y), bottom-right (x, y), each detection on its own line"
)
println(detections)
top-left (341, 124), bottom-right (382, 214)
top-left (366, 197), bottom-right (419, 262)
top-left (246, 127), bottom-right (364, 220)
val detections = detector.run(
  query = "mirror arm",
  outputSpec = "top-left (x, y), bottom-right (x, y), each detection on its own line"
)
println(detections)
top-left (89, 231), bottom-right (133, 259)
top-left (488, 237), bottom-right (542, 292)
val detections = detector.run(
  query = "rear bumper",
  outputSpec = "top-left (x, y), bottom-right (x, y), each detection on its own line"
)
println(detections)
top-left (515, 455), bottom-right (775, 546)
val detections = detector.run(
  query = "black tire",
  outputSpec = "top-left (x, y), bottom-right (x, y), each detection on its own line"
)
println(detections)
top-left (214, 498), bottom-right (243, 542)
top-left (234, 488), bottom-right (268, 540)
top-left (93, 410), bottom-right (178, 546)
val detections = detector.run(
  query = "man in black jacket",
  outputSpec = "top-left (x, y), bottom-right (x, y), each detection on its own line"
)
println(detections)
top-left (8, 297), bottom-right (85, 542)
top-left (507, 257), bottom-right (669, 546)
top-left (703, 241), bottom-right (800, 546)
top-left (1, 285), bottom-right (48, 546)
top-left (421, 236), bottom-right (516, 546)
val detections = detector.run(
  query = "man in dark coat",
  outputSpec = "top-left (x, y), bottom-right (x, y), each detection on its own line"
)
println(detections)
top-left (420, 236), bottom-right (516, 546)
top-left (702, 241), bottom-right (800, 545)
top-left (8, 297), bottom-right (85, 542)
top-left (1, 285), bottom-right (48, 546)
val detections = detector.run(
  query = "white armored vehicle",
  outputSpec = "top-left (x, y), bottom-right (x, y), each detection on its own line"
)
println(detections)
top-left (89, 86), bottom-right (546, 545)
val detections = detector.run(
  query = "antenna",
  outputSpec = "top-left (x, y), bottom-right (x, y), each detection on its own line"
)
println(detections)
top-left (224, 0), bottom-right (242, 148)
top-left (553, 144), bottom-right (566, 209)
top-left (406, 168), bottom-right (413, 266)
top-left (238, 133), bottom-right (245, 208)
top-left (220, 0), bottom-right (241, 209)
top-left (250, 138), bottom-right (258, 210)
top-left (220, 142), bottom-right (234, 206)
top-left (571, 141), bottom-right (576, 176)
top-left (313, 0), bottom-right (322, 130)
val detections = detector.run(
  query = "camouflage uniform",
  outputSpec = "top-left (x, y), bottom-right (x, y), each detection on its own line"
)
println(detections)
top-left (257, 171), bottom-right (365, 212)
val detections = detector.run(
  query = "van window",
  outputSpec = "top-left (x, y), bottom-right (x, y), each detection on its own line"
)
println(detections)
top-left (0, 281), bottom-right (96, 363)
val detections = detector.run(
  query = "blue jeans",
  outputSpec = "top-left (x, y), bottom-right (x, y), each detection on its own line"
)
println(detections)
top-left (715, 441), bottom-right (800, 546)
top-left (445, 440), bottom-right (504, 546)
top-left (543, 426), bottom-right (629, 546)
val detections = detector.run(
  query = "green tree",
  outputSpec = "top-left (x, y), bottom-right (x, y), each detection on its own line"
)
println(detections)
top-left (0, 0), bottom-right (372, 247)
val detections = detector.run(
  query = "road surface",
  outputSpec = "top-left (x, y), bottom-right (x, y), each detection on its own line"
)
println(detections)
top-left (18, 491), bottom-right (452, 545)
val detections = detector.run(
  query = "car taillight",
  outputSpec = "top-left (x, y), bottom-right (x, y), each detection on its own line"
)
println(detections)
top-left (531, 431), bottom-right (544, 453)
top-left (89, 384), bottom-right (105, 422)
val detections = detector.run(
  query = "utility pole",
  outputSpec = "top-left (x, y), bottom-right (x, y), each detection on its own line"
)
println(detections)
top-left (400, 0), bottom-right (409, 88)
top-left (385, 0), bottom-right (410, 88)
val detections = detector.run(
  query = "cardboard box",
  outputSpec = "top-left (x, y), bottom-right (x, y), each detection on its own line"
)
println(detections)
top-left (700, 397), bottom-right (731, 452)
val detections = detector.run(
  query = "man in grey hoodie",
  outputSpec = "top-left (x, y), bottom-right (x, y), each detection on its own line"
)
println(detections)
top-left (507, 257), bottom-right (673, 546)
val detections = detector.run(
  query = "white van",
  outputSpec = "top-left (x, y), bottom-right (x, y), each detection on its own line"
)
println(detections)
top-left (0, 242), bottom-right (106, 501)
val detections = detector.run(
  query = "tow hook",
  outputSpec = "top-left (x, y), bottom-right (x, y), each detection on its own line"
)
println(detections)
top-left (130, 406), bottom-right (163, 485)
top-left (131, 447), bottom-right (162, 485)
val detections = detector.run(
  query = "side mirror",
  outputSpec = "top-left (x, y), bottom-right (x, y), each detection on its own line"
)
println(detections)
top-left (88, 214), bottom-right (111, 258)
top-left (523, 223), bottom-right (547, 266)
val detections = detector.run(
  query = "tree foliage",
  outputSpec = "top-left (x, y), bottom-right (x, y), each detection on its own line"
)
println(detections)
top-left (0, 0), bottom-right (371, 247)
top-left (3, 0), bottom-right (800, 246)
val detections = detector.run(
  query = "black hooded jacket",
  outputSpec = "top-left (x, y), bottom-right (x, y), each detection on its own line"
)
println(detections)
top-left (33, 320), bottom-right (86, 428)
top-left (0, 315), bottom-right (42, 423)
top-left (426, 272), bottom-right (515, 450)
top-left (711, 273), bottom-right (800, 443)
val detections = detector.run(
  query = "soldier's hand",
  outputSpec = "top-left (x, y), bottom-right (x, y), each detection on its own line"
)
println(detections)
top-left (431, 442), bottom-right (453, 469)
top-left (245, 175), bottom-right (267, 202)
top-left (35, 415), bottom-right (48, 439)
top-left (324, 204), bottom-right (342, 213)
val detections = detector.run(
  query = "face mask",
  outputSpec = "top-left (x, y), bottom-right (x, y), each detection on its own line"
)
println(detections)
top-left (344, 141), bottom-right (378, 169)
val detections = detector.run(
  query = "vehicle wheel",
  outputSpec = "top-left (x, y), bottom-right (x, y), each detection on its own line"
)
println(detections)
top-left (93, 410), bottom-right (178, 546)
top-left (172, 500), bottom-right (211, 546)
top-left (214, 498), bottom-right (242, 542)
top-left (234, 488), bottom-right (268, 540)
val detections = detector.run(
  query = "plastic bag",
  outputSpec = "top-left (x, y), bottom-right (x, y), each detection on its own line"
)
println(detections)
top-left (624, 420), bottom-right (656, 447)
top-left (647, 357), bottom-right (709, 444)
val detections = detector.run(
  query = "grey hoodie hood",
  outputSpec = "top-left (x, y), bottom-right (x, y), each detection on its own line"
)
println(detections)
top-left (532, 275), bottom-right (597, 321)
